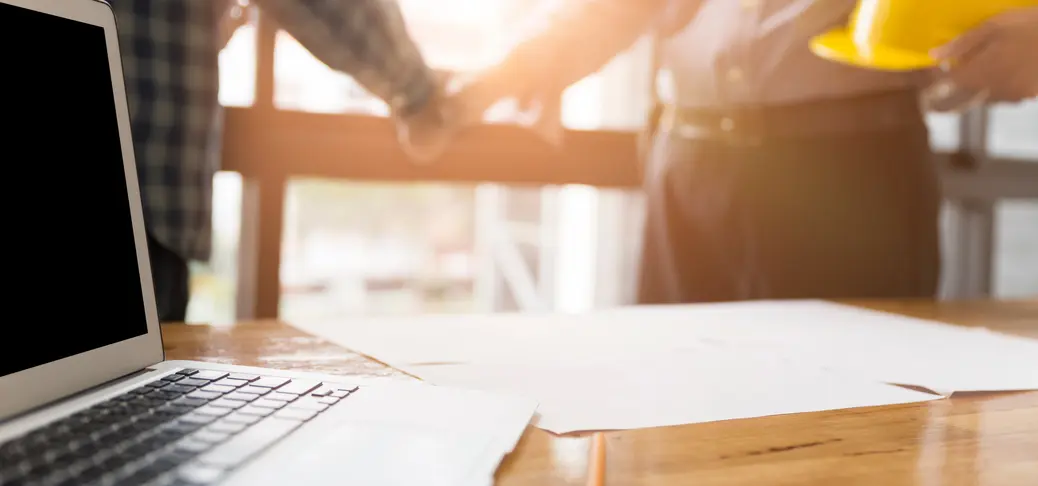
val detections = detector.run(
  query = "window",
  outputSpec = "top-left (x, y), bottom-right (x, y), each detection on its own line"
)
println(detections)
top-left (192, 3), bottom-right (1037, 324)
top-left (989, 99), bottom-right (1038, 159)
top-left (995, 201), bottom-right (1038, 298)
top-left (989, 100), bottom-right (1038, 298)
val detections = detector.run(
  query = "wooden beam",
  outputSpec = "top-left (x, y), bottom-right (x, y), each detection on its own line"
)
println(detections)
top-left (222, 108), bottom-right (642, 187)
top-left (223, 107), bottom-right (1036, 192)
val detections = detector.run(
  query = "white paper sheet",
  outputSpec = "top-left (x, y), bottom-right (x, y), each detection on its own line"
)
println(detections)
top-left (597, 300), bottom-right (1038, 394)
top-left (293, 311), bottom-right (709, 367)
top-left (293, 300), bottom-right (1038, 395)
top-left (222, 380), bottom-right (537, 486)
top-left (405, 349), bottom-right (941, 434)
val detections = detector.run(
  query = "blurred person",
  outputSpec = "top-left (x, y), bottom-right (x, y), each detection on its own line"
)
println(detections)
top-left (110, 0), bottom-right (454, 322)
top-left (453, 0), bottom-right (1032, 304)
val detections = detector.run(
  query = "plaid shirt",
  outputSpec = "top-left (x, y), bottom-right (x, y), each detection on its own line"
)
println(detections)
top-left (110, 0), bottom-right (436, 262)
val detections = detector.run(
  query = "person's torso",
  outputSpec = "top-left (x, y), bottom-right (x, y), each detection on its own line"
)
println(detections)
top-left (658, 0), bottom-right (917, 108)
top-left (109, 0), bottom-right (226, 259)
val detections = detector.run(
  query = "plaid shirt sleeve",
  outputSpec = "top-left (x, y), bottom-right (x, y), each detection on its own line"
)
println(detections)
top-left (254, 0), bottom-right (437, 117)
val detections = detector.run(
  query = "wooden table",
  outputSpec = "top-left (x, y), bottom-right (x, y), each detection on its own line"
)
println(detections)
top-left (162, 300), bottom-right (1038, 485)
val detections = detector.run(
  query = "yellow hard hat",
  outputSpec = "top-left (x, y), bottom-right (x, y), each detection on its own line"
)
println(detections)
top-left (810, 0), bottom-right (1038, 71)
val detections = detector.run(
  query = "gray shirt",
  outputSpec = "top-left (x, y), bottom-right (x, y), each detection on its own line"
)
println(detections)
top-left (509, 0), bottom-right (921, 108)
top-left (663, 0), bottom-right (916, 107)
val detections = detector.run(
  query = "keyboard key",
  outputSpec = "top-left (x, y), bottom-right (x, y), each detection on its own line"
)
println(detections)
top-left (187, 391), bottom-right (223, 401)
top-left (198, 419), bottom-right (300, 468)
top-left (179, 414), bottom-right (217, 426)
top-left (277, 380), bottom-right (321, 395)
top-left (193, 406), bottom-right (232, 418)
top-left (191, 430), bottom-right (231, 444)
top-left (250, 399), bottom-right (286, 410)
top-left (177, 369), bottom-right (200, 376)
top-left (317, 397), bottom-right (339, 406)
top-left (224, 412), bottom-right (264, 424)
top-left (177, 463), bottom-right (226, 484)
top-left (235, 386), bottom-right (270, 396)
top-left (178, 378), bottom-right (212, 388)
top-left (226, 373), bottom-right (260, 382)
top-left (162, 374), bottom-right (186, 383)
top-left (173, 397), bottom-right (211, 408)
top-left (214, 378), bottom-right (248, 388)
top-left (153, 390), bottom-right (186, 400)
top-left (309, 385), bottom-right (334, 397)
top-left (207, 399), bottom-right (246, 410)
top-left (250, 377), bottom-right (290, 389)
top-left (222, 392), bottom-right (259, 402)
top-left (175, 439), bottom-right (213, 454)
top-left (262, 392), bottom-right (298, 402)
top-left (328, 382), bottom-right (360, 393)
top-left (289, 398), bottom-right (330, 413)
top-left (208, 421), bottom-right (247, 435)
top-left (202, 384), bottom-right (236, 394)
top-left (274, 408), bottom-right (318, 422)
top-left (166, 384), bottom-right (200, 394)
top-left (329, 390), bottom-right (351, 398)
top-left (145, 381), bottom-right (170, 389)
top-left (129, 395), bottom-right (166, 408)
top-left (236, 406), bottom-right (274, 418)
top-left (192, 371), bottom-right (230, 381)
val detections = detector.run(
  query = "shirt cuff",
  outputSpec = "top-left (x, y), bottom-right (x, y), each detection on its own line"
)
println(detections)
top-left (388, 67), bottom-right (438, 118)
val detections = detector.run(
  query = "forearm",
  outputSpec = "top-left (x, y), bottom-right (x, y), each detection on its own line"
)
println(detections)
top-left (253, 0), bottom-right (437, 117)
top-left (503, 0), bottom-right (669, 90)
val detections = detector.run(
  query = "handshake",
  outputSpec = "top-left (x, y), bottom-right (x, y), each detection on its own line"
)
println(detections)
top-left (391, 66), bottom-right (564, 164)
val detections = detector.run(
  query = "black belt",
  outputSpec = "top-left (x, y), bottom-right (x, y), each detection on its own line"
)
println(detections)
top-left (660, 90), bottom-right (925, 145)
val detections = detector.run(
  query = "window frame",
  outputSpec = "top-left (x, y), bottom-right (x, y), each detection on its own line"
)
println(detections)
top-left (226, 15), bottom-right (1038, 318)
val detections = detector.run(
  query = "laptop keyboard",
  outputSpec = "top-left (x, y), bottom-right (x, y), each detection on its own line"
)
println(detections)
top-left (0, 368), bottom-right (358, 486)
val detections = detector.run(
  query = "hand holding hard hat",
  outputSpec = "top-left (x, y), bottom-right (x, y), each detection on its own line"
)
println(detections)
top-left (810, 0), bottom-right (1038, 110)
top-left (931, 6), bottom-right (1038, 102)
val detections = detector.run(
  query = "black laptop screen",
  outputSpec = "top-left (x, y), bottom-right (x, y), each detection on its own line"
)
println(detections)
top-left (0, 3), bottom-right (149, 377)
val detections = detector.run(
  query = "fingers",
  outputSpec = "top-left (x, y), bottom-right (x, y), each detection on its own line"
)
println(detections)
top-left (531, 103), bottom-right (564, 147)
top-left (931, 19), bottom-right (997, 61)
top-left (394, 86), bottom-right (460, 164)
top-left (449, 73), bottom-right (515, 125)
top-left (411, 64), bottom-right (567, 155)
top-left (942, 41), bottom-right (1000, 93)
top-left (517, 90), bottom-right (564, 147)
top-left (396, 117), bottom-right (453, 164)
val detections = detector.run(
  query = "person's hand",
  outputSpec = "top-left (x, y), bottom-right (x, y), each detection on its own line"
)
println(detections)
top-left (930, 7), bottom-right (1038, 102)
top-left (394, 86), bottom-right (457, 164)
top-left (450, 63), bottom-right (565, 147)
top-left (219, 1), bottom-right (252, 51)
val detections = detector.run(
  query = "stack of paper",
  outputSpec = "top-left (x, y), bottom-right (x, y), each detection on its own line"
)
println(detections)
top-left (292, 300), bottom-right (1038, 434)
top-left (599, 300), bottom-right (1038, 395)
top-left (412, 347), bottom-right (940, 434)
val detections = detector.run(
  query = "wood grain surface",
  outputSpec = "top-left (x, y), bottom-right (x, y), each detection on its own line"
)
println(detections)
top-left (161, 299), bottom-right (1038, 485)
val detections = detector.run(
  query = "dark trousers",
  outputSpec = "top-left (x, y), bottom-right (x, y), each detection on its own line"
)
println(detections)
top-left (637, 104), bottom-right (942, 304)
top-left (147, 234), bottom-right (191, 322)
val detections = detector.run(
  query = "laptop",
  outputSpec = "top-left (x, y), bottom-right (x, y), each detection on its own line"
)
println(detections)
top-left (0, 1), bottom-right (536, 485)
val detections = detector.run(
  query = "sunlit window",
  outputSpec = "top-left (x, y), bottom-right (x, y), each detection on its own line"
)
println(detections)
top-left (198, 0), bottom-right (658, 323)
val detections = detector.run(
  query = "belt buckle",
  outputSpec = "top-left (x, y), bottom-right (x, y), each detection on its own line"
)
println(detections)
top-left (721, 107), bottom-right (764, 146)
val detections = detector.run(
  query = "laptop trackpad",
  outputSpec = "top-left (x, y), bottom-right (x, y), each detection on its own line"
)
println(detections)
top-left (222, 382), bottom-right (535, 486)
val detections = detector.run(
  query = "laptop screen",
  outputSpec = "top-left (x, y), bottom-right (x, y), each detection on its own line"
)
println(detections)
top-left (0, 3), bottom-right (149, 377)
